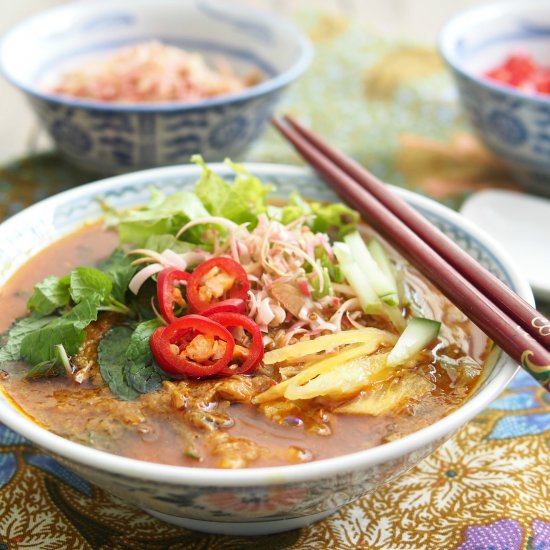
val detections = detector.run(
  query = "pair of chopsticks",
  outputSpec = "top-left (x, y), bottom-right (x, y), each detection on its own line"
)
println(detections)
top-left (272, 115), bottom-right (550, 392)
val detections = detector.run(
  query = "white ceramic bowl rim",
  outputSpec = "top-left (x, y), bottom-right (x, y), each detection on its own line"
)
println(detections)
top-left (0, 0), bottom-right (314, 112)
top-left (0, 163), bottom-right (530, 487)
top-left (438, 0), bottom-right (550, 105)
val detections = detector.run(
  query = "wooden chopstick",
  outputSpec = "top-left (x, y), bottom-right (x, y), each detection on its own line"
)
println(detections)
top-left (272, 116), bottom-right (550, 392)
top-left (283, 114), bottom-right (550, 348)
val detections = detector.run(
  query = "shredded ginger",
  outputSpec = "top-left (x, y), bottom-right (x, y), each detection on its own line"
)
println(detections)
top-left (52, 41), bottom-right (258, 103)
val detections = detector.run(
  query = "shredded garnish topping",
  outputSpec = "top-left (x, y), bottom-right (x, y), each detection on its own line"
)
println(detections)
top-left (51, 41), bottom-right (260, 103)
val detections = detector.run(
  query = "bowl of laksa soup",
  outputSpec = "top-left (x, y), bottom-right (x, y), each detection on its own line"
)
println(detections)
top-left (0, 161), bottom-right (529, 535)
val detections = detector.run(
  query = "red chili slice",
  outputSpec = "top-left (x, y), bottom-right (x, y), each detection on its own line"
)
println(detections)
top-left (150, 315), bottom-right (235, 378)
top-left (157, 267), bottom-right (191, 324)
top-left (201, 298), bottom-right (246, 317)
top-left (208, 312), bottom-right (264, 375)
top-left (187, 257), bottom-right (250, 313)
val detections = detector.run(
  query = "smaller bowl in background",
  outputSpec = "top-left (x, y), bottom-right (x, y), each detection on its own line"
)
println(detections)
top-left (439, 0), bottom-right (550, 195)
top-left (0, 0), bottom-right (312, 174)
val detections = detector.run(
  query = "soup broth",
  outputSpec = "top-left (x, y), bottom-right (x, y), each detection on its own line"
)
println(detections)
top-left (0, 222), bottom-right (489, 469)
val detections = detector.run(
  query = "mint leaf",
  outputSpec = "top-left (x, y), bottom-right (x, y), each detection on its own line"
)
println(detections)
top-left (27, 275), bottom-right (71, 316)
top-left (98, 248), bottom-right (137, 304)
top-left (70, 267), bottom-right (113, 304)
top-left (20, 297), bottom-right (102, 365)
top-left (20, 321), bottom-right (85, 365)
top-left (0, 314), bottom-right (56, 362)
top-left (124, 319), bottom-right (167, 393)
top-left (98, 326), bottom-right (139, 401)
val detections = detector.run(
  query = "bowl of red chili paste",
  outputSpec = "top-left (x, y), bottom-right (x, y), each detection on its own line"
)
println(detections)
top-left (0, 162), bottom-right (529, 535)
top-left (439, 0), bottom-right (550, 195)
top-left (0, 0), bottom-right (312, 174)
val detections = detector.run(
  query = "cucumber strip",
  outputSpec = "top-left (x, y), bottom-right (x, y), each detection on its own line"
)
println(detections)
top-left (344, 231), bottom-right (398, 306)
top-left (367, 237), bottom-right (394, 277)
top-left (382, 303), bottom-right (407, 333)
top-left (386, 317), bottom-right (441, 367)
top-left (333, 242), bottom-right (380, 312)
top-left (368, 238), bottom-right (398, 288)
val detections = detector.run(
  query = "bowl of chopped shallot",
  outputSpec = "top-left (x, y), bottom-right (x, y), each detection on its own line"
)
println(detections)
top-left (439, 0), bottom-right (550, 195)
top-left (0, 0), bottom-right (312, 174)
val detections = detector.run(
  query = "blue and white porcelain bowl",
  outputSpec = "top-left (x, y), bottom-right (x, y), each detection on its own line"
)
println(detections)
top-left (0, 164), bottom-right (531, 536)
top-left (0, 0), bottom-right (312, 174)
top-left (439, 0), bottom-right (550, 195)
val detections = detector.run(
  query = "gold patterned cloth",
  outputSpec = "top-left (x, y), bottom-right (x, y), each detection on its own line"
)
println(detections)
top-left (0, 11), bottom-right (549, 550)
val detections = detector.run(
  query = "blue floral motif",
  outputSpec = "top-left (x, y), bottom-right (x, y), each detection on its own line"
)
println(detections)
top-left (0, 424), bottom-right (26, 446)
top-left (487, 392), bottom-right (541, 411)
top-left (487, 413), bottom-right (550, 439)
top-left (208, 115), bottom-right (248, 149)
top-left (24, 453), bottom-right (92, 496)
top-left (508, 370), bottom-right (538, 390)
top-left (0, 453), bottom-right (17, 488)
top-left (50, 118), bottom-right (93, 156)
top-left (486, 110), bottom-right (528, 146)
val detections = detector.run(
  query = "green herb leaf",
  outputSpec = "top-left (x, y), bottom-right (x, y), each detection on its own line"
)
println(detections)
top-left (280, 192), bottom-right (359, 238)
top-left (310, 202), bottom-right (360, 238)
top-left (112, 188), bottom-right (210, 247)
top-left (27, 275), bottom-right (71, 316)
top-left (19, 296), bottom-right (102, 365)
top-left (315, 246), bottom-right (344, 284)
top-left (144, 234), bottom-right (196, 254)
top-left (193, 155), bottom-right (274, 227)
top-left (124, 319), bottom-right (167, 393)
top-left (20, 321), bottom-right (85, 366)
top-left (25, 359), bottom-right (64, 380)
top-left (98, 326), bottom-right (140, 401)
top-left (0, 314), bottom-right (56, 362)
top-left (98, 248), bottom-right (137, 304)
top-left (70, 267), bottom-right (113, 304)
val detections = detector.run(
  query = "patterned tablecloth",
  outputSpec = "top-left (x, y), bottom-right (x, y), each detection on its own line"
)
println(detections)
top-left (0, 12), bottom-right (549, 550)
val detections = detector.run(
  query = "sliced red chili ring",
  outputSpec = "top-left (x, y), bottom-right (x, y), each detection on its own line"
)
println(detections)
top-left (187, 257), bottom-right (250, 313)
top-left (208, 312), bottom-right (264, 375)
top-left (157, 267), bottom-right (190, 324)
top-left (150, 315), bottom-right (235, 378)
top-left (201, 298), bottom-right (246, 317)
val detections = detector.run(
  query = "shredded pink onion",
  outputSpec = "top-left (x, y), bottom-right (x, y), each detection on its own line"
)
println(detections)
top-left (129, 263), bottom-right (164, 295)
top-left (176, 216), bottom-right (238, 239)
top-left (161, 249), bottom-right (187, 269)
top-left (180, 250), bottom-right (210, 267)
top-left (256, 298), bottom-right (275, 327)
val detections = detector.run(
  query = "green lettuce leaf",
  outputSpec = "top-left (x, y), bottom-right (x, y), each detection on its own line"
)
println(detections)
top-left (281, 191), bottom-right (359, 239)
top-left (111, 188), bottom-right (210, 247)
top-left (193, 155), bottom-right (274, 227)
top-left (144, 234), bottom-right (196, 254)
